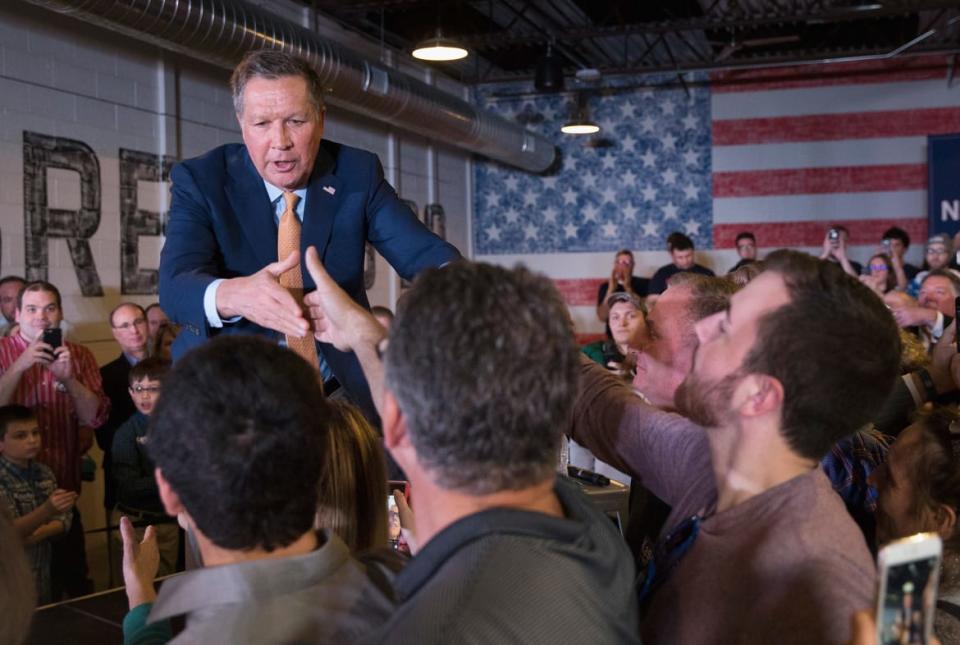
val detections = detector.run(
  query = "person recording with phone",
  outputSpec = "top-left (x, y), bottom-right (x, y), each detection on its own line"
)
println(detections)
top-left (820, 225), bottom-right (862, 277)
top-left (0, 280), bottom-right (109, 600)
top-left (868, 407), bottom-right (960, 642)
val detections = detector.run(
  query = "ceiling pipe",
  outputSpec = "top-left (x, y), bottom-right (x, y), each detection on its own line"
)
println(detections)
top-left (20, 0), bottom-right (557, 173)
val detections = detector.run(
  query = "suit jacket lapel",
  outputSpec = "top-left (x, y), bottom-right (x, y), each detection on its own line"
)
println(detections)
top-left (225, 149), bottom-right (277, 269)
top-left (301, 145), bottom-right (342, 289)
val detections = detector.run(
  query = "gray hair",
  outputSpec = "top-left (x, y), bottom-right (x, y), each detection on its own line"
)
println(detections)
top-left (231, 50), bottom-right (325, 116)
top-left (385, 261), bottom-right (579, 495)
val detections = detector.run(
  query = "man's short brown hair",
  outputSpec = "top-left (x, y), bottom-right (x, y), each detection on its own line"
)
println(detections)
top-left (743, 250), bottom-right (901, 460)
top-left (17, 281), bottom-right (61, 311)
top-left (231, 50), bottom-right (325, 117)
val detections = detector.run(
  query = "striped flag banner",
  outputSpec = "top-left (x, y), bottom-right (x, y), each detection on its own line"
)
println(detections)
top-left (475, 56), bottom-right (955, 337)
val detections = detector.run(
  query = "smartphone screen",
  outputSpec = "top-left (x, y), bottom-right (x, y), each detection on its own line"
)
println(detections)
top-left (42, 328), bottom-right (62, 350)
top-left (876, 535), bottom-right (941, 645)
top-left (386, 494), bottom-right (401, 544)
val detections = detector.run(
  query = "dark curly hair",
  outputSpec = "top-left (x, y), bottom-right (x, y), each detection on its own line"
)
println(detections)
top-left (148, 336), bottom-right (330, 551)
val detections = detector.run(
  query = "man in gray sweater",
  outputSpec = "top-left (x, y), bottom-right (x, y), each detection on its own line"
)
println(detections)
top-left (570, 250), bottom-right (901, 644)
top-left (304, 251), bottom-right (641, 644)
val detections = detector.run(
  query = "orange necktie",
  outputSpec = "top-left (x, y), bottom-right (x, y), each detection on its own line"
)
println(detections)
top-left (278, 191), bottom-right (321, 375)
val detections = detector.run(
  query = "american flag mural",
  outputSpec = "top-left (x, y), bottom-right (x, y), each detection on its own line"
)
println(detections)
top-left (473, 55), bottom-right (959, 339)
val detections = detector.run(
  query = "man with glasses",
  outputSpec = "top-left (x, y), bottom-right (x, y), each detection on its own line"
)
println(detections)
top-left (0, 280), bottom-right (109, 599)
top-left (569, 251), bottom-right (900, 644)
top-left (99, 303), bottom-right (150, 515)
top-left (908, 234), bottom-right (958, 299)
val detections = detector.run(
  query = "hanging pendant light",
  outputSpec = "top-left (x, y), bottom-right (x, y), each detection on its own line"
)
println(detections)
top-left (412, 29), bottom-right (468, 61)
top-left (561, 93), bottom-right (600, 135)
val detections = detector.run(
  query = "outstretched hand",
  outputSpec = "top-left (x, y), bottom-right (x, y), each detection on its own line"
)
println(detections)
top-left (120, 516), bottom-right (159, 609)
top-left (215, 251), bottom-right (310, 338)
top-left (303, 246), bottom-right (384, 352)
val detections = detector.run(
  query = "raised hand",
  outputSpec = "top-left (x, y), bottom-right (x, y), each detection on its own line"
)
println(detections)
top-left (48, 346), bottom-right (73, 382)
top-left (303, 246), bottom-right (384, 352)
top-left (120, 516), bottom-right (160, 608)
top-left (10, 337), bottom-right (54, 374)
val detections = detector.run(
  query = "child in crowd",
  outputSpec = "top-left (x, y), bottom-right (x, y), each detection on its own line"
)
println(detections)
top-left (0, 405), bottom-right (77, 604)
top-left (112, 357), bottom-right (179, 576)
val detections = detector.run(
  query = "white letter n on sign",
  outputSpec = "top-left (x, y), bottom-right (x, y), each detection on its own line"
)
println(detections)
top-left (942, 199), bottom-right (960, 222)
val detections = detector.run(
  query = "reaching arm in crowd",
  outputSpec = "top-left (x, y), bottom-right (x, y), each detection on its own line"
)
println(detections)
top-left (303, 247), bottom-right (388, 415)
top-left (567, 356), bottom-right (712, 507)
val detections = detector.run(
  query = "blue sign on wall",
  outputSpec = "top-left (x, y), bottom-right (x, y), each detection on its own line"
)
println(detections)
top-left (928, 133), bottom-right (960, 239)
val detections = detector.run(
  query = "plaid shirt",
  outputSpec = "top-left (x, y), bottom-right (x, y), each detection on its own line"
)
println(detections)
top-left (0, 455), bottom-right (72, 604)
top-left (0, 334), bottom-right (109, 492)
top-left (821, 427), bottom-right (890, 517)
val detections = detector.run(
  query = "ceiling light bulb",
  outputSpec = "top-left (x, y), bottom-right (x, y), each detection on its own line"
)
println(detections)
top-left (412, 33), bottom-right (468, 62)
top-left (561, 122), bottom-right (600, 135)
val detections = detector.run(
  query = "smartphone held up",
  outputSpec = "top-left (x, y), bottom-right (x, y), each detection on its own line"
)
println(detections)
top-left (875, 533), bottom-right (942, 645)
top-left (41, 328), bottom-right (62, 355)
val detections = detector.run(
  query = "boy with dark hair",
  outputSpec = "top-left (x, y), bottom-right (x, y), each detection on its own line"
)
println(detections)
top-left (882, 225), bottom-right (920, 284)
top-left (112, 358), bottom-right (177, 576)
top-left (0, 279), bottom-right (108, 599)
top-left (0, 404), bottom-right (77, 604)
top-left (120, 338), bottom-right (394, 643)
top-left (648, 232), bottom-right (714, 300)
top-left (729, 231), bottom-right (758, 273)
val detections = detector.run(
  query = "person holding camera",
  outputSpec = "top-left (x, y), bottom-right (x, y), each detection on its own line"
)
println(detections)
top-left (0, 280), bottom-right (109, 600)
top-left (820, 225), bottom-right (862, 277)
top-left (596, 249), bottom-right (648, 322)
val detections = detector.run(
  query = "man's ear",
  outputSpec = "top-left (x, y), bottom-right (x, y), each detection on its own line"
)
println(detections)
top-left (155, 468), bottom-right (185, 517)
top-left (381, 389), bottom-right (409, 452)
top-left (736, 374), bottom-right (784, 418)
top-left (14, 308), bottom-right (21, 324)
top-left (933, 502), bottom-right (957, 541)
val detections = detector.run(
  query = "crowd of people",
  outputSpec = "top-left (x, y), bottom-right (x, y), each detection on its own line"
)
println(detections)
top-left (0, 47), bottom-right (958, 645)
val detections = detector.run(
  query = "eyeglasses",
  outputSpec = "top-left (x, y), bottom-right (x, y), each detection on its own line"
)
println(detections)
top-left (638, 515), bottom-right (701, 605)
top-left (131, 385), bottom-right (161, 394)
top-left (114, 317), bottom-right (147, 331)
top-left (868, 264), bottom-right (889, 272)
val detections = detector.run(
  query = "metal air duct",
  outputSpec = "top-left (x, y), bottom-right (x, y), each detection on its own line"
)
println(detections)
top-left (21, 0), bottom-right (557, 173)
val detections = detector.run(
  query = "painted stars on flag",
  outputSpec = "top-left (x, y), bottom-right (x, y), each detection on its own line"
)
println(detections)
top-left (473, 73), bottom-right (713, 255)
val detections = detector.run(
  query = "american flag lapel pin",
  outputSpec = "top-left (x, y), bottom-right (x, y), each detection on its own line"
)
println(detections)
top-left (323, 185), bottom-right (336, 195)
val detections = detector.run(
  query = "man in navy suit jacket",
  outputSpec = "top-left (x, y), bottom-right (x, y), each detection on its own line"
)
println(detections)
top-left (159, 50), bottom-right (459, 415)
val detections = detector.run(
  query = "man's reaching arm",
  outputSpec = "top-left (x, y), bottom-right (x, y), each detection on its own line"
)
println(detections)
top-left (570, 356), bottom-right (711, 506)
top-left (303, 246), bottom-right (388, 414)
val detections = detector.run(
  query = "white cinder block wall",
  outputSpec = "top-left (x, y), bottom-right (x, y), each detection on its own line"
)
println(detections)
top-left (0, 0), bottom-right (472, 588)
